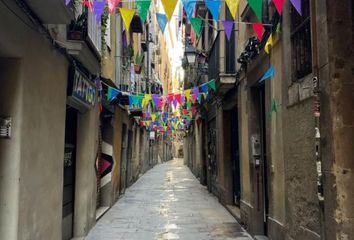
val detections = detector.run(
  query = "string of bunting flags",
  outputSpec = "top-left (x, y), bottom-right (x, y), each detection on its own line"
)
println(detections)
top-left (104, 79), bottom-right (216, 137)
top-left (66, 0), bottom-right (301, 54)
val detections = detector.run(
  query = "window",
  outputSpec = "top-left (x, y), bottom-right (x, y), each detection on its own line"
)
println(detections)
top-left (291, 0), bottom-right (312, 80)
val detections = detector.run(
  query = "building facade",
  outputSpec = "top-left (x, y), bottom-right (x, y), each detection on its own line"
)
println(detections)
top-left (184, 0), bottom-right (354, 239)
top-left (0, 0), bottom-right (163, 239)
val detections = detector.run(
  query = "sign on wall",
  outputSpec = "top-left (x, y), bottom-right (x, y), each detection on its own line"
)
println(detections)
top-left (67, 67), bottom-right (97, 112)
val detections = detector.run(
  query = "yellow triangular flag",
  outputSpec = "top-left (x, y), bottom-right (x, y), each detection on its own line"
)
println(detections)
top-left (142, 94), bottom-right (151, 108)
top-left (184, 89), bottom-right (191, 101)
top-left (120, 8), bottom-right (135, 31)
top-left (146, 121), bottom-right (150, 126)
top-left (161, 0), bottom-right (178, 20)
top-left (225, 0), bottom-right (240, 20)
top-left (145, 94), bottom-right (151, 102)
top-left (265, 34), bottom-right (273, 54)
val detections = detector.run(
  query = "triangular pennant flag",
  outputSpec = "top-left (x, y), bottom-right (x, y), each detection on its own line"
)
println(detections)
top-left (260, 66), bottom-right (275, 82)
top-left (65, 0), bottom-right (71, 6)
top-left (190, 18), bottom-right (203, 39)
top-left (93, 2), bottom-right (106, 23)
top-left (107, 86), bottom-right (120, 101)
top-left (175, 94), bottom-right (182, 105)
top-left (200, 83), bottom-right (209, 93)
top-left (265, 34), bottom-right (273, 54)
top-left (184, 89), bottom-right (192, 101)
top-left (137, 0), bottom-right (151, 23)
top-left (252, 23), bottom-right (264, 41)
top-left (120, 8), bottom-right (135, 31)
top-left (128, 95), bottom-right (133, 108)
top-left (271, 98), bottom-right (278, 113)
top-left (108, 0), bottom-right (120, 15)
top-left (225, 0), bottom-right (240, 20)
top-left (208, 79), bottom-right (216, 91)
top-left (247, 0), bottom-right (262, 21)
top-left (191, 87), bottom-right (199, 96)
top-left (273, 0), bottom-right (285, 15)
top-left (223, 20), bottom-right (234, 41)
top-left (197, 94), bottom-right (203, 104)
top-left (161, 0), bottom-right (178, 20)
top-left (82, 0), bottom-right (93, 11)
top-left (182, 0), bottom-right (196, 20)
top-left (205, 0), bottom-right (222, 21)
top-left (152, 95), bottom-right (160, 107)
top-left (156, 13), bottom-right (168, 33)
top-left (187, 102), bottom-right (192, 110)
top-left (290, 0), bottom-right (302, 16)
top-left (191, 106), bottom-right (197, 113)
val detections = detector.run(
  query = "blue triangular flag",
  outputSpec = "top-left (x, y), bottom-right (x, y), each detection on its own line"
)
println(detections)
top-left (182, 0), bottom-right (196, 20)
top-left (156, 13), bottom-right (168, 33)
top-left (260, 66), bottom-right (275, 82)
top-left (128, 95), bottom-right (133, 108)
top-left (200, 82), bottom-right (209, 93)
top-left (205, 0), bottom-right (221, 21)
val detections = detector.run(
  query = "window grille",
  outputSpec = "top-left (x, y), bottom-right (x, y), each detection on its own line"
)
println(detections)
top-left (291, 0), bottom-right (312, 80)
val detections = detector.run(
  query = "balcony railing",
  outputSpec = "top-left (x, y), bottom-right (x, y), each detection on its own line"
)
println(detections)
top-left (87, 11), bottom-right (101, 56)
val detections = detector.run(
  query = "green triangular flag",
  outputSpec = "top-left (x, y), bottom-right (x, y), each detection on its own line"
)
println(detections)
top-left (190, 17), bottom-right (203, 38)
top-left (187, 102), bottom-right (192, 110)
top-left (247, 0), bottom-right (262, 22)
top-left (197, 94), bottom-right (203, 104)
top-left (137, 0), bottom-right (151, 23)
top-left (208, 79), bottom-right (216, 91)
top-left (271, 98), bottom-right (278, 113)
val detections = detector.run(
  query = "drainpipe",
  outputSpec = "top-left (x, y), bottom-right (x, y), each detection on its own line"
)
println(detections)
top-left (115, 12), bottom-right (122, 87)
top-left (310, 0), bottom-right (325, 239)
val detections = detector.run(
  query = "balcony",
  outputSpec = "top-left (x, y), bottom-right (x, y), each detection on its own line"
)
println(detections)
top-left (207, 32), bottom-right (236, 95)
top-left (25, 0), bottom-right (74, 24)
top-left (59, 11), bottom-right (101, 74)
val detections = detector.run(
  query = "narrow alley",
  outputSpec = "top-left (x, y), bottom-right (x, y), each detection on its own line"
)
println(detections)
top-left (86, 159), bottom-right (252, 240)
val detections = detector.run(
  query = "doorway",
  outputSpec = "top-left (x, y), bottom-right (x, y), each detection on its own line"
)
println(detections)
top-left (250, 83), bottom-right (269, 235)
top-left (120, 124), bottom-right (128, 194)
top-left (62, 106), bottom-right (77, 240)
top-left (230, 108), bottom-right (241, 207)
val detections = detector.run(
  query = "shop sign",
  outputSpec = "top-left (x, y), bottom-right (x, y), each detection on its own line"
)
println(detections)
top-left (68, 67), bottom-right (97, 112)
top-left (149, 131), bottom-right (155, 140)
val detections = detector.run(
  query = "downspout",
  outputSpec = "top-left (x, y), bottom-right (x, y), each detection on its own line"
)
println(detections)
top-left (310, 0), bottom-right (325, 239)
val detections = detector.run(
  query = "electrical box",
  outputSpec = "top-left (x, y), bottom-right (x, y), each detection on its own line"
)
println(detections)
top-left (0, 117), bottom-right (12, 139)
top-left (251, 134), bottom-right (261, 156)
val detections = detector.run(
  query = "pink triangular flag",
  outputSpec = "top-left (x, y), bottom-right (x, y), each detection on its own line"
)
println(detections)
top-left (252, 23), bottom-right (264, 41)
top-left (108, 0), bottom-right (120, 15)
top-left (223, 20), bottom-right (234, 41)
top-left (273, 0), bottom-right (285, 15)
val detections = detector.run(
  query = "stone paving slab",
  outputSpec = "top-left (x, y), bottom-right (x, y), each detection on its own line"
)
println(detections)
top-left (85, 159), bottom-right (252, 240)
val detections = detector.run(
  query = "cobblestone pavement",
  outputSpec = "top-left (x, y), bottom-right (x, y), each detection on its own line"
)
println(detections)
top-left (86, 159), bottom-right (252, 240)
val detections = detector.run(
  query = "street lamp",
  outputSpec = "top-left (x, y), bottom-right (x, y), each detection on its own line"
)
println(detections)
top-left (184, 46), bottom-right (197, 65)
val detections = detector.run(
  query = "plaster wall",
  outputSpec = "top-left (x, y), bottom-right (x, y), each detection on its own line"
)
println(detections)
top-left (0, 59), bottom-right (22, 240)
top-left (73, 105), bottom-right (100, 237)
top-left (0, 3), bottom-right (70, 239)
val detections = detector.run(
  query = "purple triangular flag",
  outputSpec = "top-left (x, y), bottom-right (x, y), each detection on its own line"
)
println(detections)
top-left (152, 94), bottom-right (160, 107)
top-left (223, 20), bottom-right (234, 41)
top-left (93, 2), bottom-right (106, 23)
top-left (65, 0), bottom-right (71, 5)
top-left (290, 0), bottom-right (302, 15)
top-left (191, 87), bottom-right (199, 96)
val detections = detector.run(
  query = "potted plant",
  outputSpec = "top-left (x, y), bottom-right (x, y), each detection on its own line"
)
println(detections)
top-left (134, 52), bottom-right (144, 74)
top-left (68, 13), bottom-right (87, 40)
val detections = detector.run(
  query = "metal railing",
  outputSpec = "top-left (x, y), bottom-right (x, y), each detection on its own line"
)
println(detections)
top-left (87, 11), bottom-right (102, 55)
